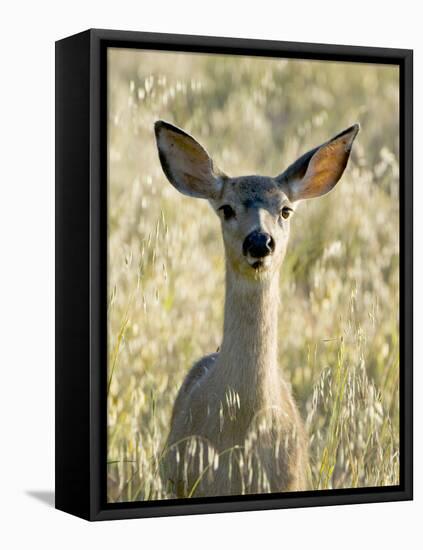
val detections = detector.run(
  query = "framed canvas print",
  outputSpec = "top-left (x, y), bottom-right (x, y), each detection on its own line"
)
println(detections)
top-left (55, 29), bottom-right (413, 521)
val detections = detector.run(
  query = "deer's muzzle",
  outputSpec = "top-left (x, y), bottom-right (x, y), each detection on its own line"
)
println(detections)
top-left (243, 231), bottom-right (275, 259)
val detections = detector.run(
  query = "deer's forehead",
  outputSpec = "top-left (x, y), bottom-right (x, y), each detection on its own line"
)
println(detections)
top-left (223, 176), bottom-right (286, 207)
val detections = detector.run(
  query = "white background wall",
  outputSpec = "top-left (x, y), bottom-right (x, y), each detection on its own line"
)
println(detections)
top-left (0, 1), bottom-right (420, 548)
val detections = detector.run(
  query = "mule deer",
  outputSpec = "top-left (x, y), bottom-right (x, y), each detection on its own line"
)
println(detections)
top-left (154, 120), bottom-right (359, 497)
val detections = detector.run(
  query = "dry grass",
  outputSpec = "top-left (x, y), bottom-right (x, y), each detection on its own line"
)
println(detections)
top-left (106, 48), bottom-right (399, 502)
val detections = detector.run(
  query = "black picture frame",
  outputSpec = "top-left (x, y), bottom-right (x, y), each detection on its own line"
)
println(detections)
top-left (55, 28), bottom-right (413, 521)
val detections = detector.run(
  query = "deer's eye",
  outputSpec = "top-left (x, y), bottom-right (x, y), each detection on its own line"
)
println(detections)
top-left (280, 207), bottom-right (293, 220)
top-left (219, 205), bottom-right (236, 221)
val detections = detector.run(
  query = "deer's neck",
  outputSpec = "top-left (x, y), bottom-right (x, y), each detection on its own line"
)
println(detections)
top-left (217, 267), bottom-right (281, 407)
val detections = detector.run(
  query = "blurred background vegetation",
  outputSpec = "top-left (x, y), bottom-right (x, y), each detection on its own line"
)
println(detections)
top-left (107, 48), bottom-right (399, 502)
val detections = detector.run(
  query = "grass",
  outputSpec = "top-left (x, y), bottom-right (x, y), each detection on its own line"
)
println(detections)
top-left (106, 48), bottom-right (400, 502)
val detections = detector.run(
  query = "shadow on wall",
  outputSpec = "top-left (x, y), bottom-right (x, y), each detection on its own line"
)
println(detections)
top-left (26, 490), bottom-right (55, 508)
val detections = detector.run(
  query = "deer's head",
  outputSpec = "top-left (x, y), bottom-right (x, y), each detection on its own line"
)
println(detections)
top-left (154, 121), bottom-right (359, 280)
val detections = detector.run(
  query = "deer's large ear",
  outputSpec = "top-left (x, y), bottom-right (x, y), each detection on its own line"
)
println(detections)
top-left (154, 121), bottom-right (222, 199)
top-left (276, 124), bottom-right (359, 201)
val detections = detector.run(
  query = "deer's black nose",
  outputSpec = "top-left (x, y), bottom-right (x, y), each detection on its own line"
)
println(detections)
top-left (243, 231), bottom-right (275, 258)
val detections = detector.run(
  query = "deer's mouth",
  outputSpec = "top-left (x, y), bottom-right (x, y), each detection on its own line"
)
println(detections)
top-left (246, 256), bottom-right (271, 271)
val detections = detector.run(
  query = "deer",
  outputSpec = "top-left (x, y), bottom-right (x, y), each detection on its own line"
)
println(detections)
top-left (154, 120), bottom-right (359, 498)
